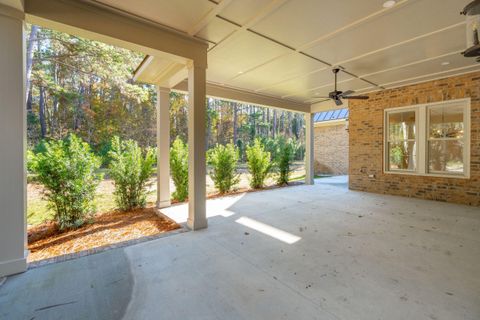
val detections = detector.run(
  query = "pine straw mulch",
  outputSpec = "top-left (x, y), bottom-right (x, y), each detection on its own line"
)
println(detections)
top-left (27, 207), bottom-right (181, 263)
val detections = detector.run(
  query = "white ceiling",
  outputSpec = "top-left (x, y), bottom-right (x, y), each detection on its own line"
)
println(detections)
top-left (97, 0), bottom-right (479, 104)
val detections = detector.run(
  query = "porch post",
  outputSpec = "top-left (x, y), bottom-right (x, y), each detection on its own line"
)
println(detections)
top-left (0, 6), bottom-right (27, 277)
top-left (305, 113), bottom-right (315, 185)
top-left (187, 62), bottom-right (207, 230)
top-left (156, 86), bottom-right (171, 208)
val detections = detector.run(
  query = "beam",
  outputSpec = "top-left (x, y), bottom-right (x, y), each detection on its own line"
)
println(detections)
top-left (25, 0), bottom-right (208, 67)
top-left (174, 80), bottom-right (310, 113)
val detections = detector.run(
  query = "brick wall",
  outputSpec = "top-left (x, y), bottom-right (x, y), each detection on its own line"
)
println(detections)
top-left (349, 71), bottom-right (480, 206)
top-left (314, 122), bottom-right (348, 175)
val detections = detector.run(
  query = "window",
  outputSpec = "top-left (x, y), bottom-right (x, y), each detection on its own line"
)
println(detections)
top-left (386, 110), bottom-right (417, 171)
top-left (384, 99), bottom-right (470, 178)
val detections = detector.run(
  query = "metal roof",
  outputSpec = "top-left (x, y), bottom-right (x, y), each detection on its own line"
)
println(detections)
top-left (314, 108), bottom-right (349, 123)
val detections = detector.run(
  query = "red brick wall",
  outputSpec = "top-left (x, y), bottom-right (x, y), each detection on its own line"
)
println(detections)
top-left (349, 71), bottom-right (480, 206)
top-left (314, 122), bottom-right (348, 175)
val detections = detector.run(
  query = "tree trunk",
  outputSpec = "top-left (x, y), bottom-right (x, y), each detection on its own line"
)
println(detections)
top-left (272, 110), bottom-right (277, 139)
top-left (233, 102), bottom-right (238, 145)
top-left (39, 86), bottom-right (47, 138)
top-left (25, 25), bottom-right (39, 104)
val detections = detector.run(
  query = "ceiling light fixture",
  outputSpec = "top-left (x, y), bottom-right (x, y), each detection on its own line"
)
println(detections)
top-left (441, 61), bottom-right (450, 66)
top-left (383, 0), bottom-right (396, 8)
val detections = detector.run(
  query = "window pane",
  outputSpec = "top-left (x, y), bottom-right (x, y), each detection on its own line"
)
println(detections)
top-left (428, 140), bottom-right (464, 174)
top-left (388, 141), bottom-right (416, 170)
top-left (388, 111), bottom-right (415, 141)
top-left (429, 105), bottom-right (464, 139)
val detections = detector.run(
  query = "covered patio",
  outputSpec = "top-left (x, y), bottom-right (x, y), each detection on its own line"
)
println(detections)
top-left (1, 180), bottom-right (479, 319)
top-left (0, 0), bottom-right (479, 318)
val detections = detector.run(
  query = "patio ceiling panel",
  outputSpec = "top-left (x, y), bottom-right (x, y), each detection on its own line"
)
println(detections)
top-left (257, 68), bottom-right (353, 98)
top-left (273, 75), bottom-right (370, 102)
top-left (301, 0), bottom-right (466, 66)
top-left (380, 65), bottom-right (480, 90)
top-left (249, 0), bottom-right (384, 49)
top-left (364, 53), bottom-right (479, 86)
top-left (227, 53), bottom-right (328, 93)
top-left (340, 24), bottom-right (466, 77)
top-left (220, 0), bottom-right (273, 26)
top-left (207, 31), bottom-right (291, 84)
top-left (195, 16), bottom-right (237, 44)
top-left (96, 0), bottom-right (216, 33)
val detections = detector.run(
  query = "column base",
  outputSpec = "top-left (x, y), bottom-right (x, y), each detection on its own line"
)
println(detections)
top-left (187, 217), bottom-right (207, 231)
top-left (0, 255), bottom-right (27, 278)
top-left (157, 199), bottom-right (171, 209)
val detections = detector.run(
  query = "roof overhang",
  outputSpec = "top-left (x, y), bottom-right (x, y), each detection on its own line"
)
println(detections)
top-left (134, 55), bottom-right (311, 113)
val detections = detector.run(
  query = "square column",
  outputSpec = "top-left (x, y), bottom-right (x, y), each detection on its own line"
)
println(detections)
top-left (0, 8), bottom-right (27, 277)
top-left (156, 86), bottom-right (171, 208)
top-left (187, 62), bottom-right (207, 230)
top-left (305, 113), bottom-right (315, 185)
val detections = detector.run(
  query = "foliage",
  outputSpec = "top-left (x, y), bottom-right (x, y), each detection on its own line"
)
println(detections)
top-left (275, 138), bottom-right (295, 185)
top-left (28, 134), bottom-right (102, 229)
top-left (207, 143), bottom-right (240, 194)
top-left (108, 136), bottom-right (156, 210)
top-left (170, 137), bottom-right (189, 201)
top-left (246, 139), bottom-right (272, 189)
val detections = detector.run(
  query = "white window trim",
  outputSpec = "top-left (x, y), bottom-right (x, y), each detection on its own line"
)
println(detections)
top-left (383, 98), bottom-right (470, 179)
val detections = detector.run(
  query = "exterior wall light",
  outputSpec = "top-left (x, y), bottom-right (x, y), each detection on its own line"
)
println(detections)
top-left (461, 0), bottom-right (480, 59)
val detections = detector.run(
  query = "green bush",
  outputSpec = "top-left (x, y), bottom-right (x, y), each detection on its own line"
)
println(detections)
top-left (207, 143), bottom-right (240, 194)
top-left (170, 137), bottom-right (189, 201)
top-left (246, 138), bottom-right (272, 189)
top-left (275, 138), bottom-right (294, 185)
top-left (108, 136), bottom-right (156, 211)
top-left (29, 134), bottom-right (102, 230)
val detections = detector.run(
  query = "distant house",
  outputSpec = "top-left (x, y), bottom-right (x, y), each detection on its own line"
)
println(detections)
top-left (313, 108), bottom-right (349, 176)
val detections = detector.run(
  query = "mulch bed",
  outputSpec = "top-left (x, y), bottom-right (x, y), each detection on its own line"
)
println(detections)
top-left (27, 207), bottom-right (180, 263)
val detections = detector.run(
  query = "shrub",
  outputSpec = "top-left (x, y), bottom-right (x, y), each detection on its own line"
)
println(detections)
top-left (246, 138), bottom-right (272, 189)
top-left (170, 137), bottom-right (189, 201)
top-left (275, 138), bottom-right (294, 185)
top-left (29, 134), bottom-right (102, 230)
top-left (108, 136), bottom-right (156, 211)
top-left (207, 143), bottom-right (240, 194)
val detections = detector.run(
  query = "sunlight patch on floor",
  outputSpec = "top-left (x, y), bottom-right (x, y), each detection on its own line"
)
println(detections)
top-left (235, 216), bottom-right (301, 244)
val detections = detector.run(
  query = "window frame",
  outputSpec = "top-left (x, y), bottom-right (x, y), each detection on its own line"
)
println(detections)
top-left (384, 107), bottom-right (419, 173)
top-left (383, 98), bottom-right (470, 179)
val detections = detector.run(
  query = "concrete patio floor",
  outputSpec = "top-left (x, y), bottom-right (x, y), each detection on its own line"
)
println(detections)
top-left (1, 177), bottom-right (479, 320)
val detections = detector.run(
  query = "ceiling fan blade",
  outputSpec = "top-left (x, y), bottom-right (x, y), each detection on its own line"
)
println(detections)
top-left (341, 90), bottom-right (355, 96)
top-left (342, 95), bottom-right (369, 100)
top-left (334, 98), bottom-right (343, 106)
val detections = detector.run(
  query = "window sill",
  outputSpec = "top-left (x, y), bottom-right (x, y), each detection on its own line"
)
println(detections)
top-left (383, 170), bottom-right (470, 179)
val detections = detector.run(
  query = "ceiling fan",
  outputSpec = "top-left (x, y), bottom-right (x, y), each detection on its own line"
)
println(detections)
top-left (316, 68), bottom-right (369, 106)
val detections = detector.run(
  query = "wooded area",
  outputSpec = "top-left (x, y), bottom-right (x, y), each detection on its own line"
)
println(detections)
top-left (26, 25), bottom-right (306, 162)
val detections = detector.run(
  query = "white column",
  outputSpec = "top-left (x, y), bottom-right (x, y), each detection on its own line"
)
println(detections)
top-left (156, 86), bottom-right (171, 208)
top-left (305, 113), bottom-right (315, 185)
top-left (187, 62), bottom-right (207, 230)
top-left (0, 8), bottom-right (27, 277)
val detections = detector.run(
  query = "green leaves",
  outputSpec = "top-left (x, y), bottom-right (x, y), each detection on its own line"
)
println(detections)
top-left (108, 136), bottom-right (156, 211)
top-left (246, 139), bottom-right (272, 189)
top-left (207, 143), bottom-right (240, 194)
top-left (275, 138), bottom-right (295, 185)
top-left (170, 138), bottom-right (189, 202)
top-left (29, 134), bottom-right (102, 230)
